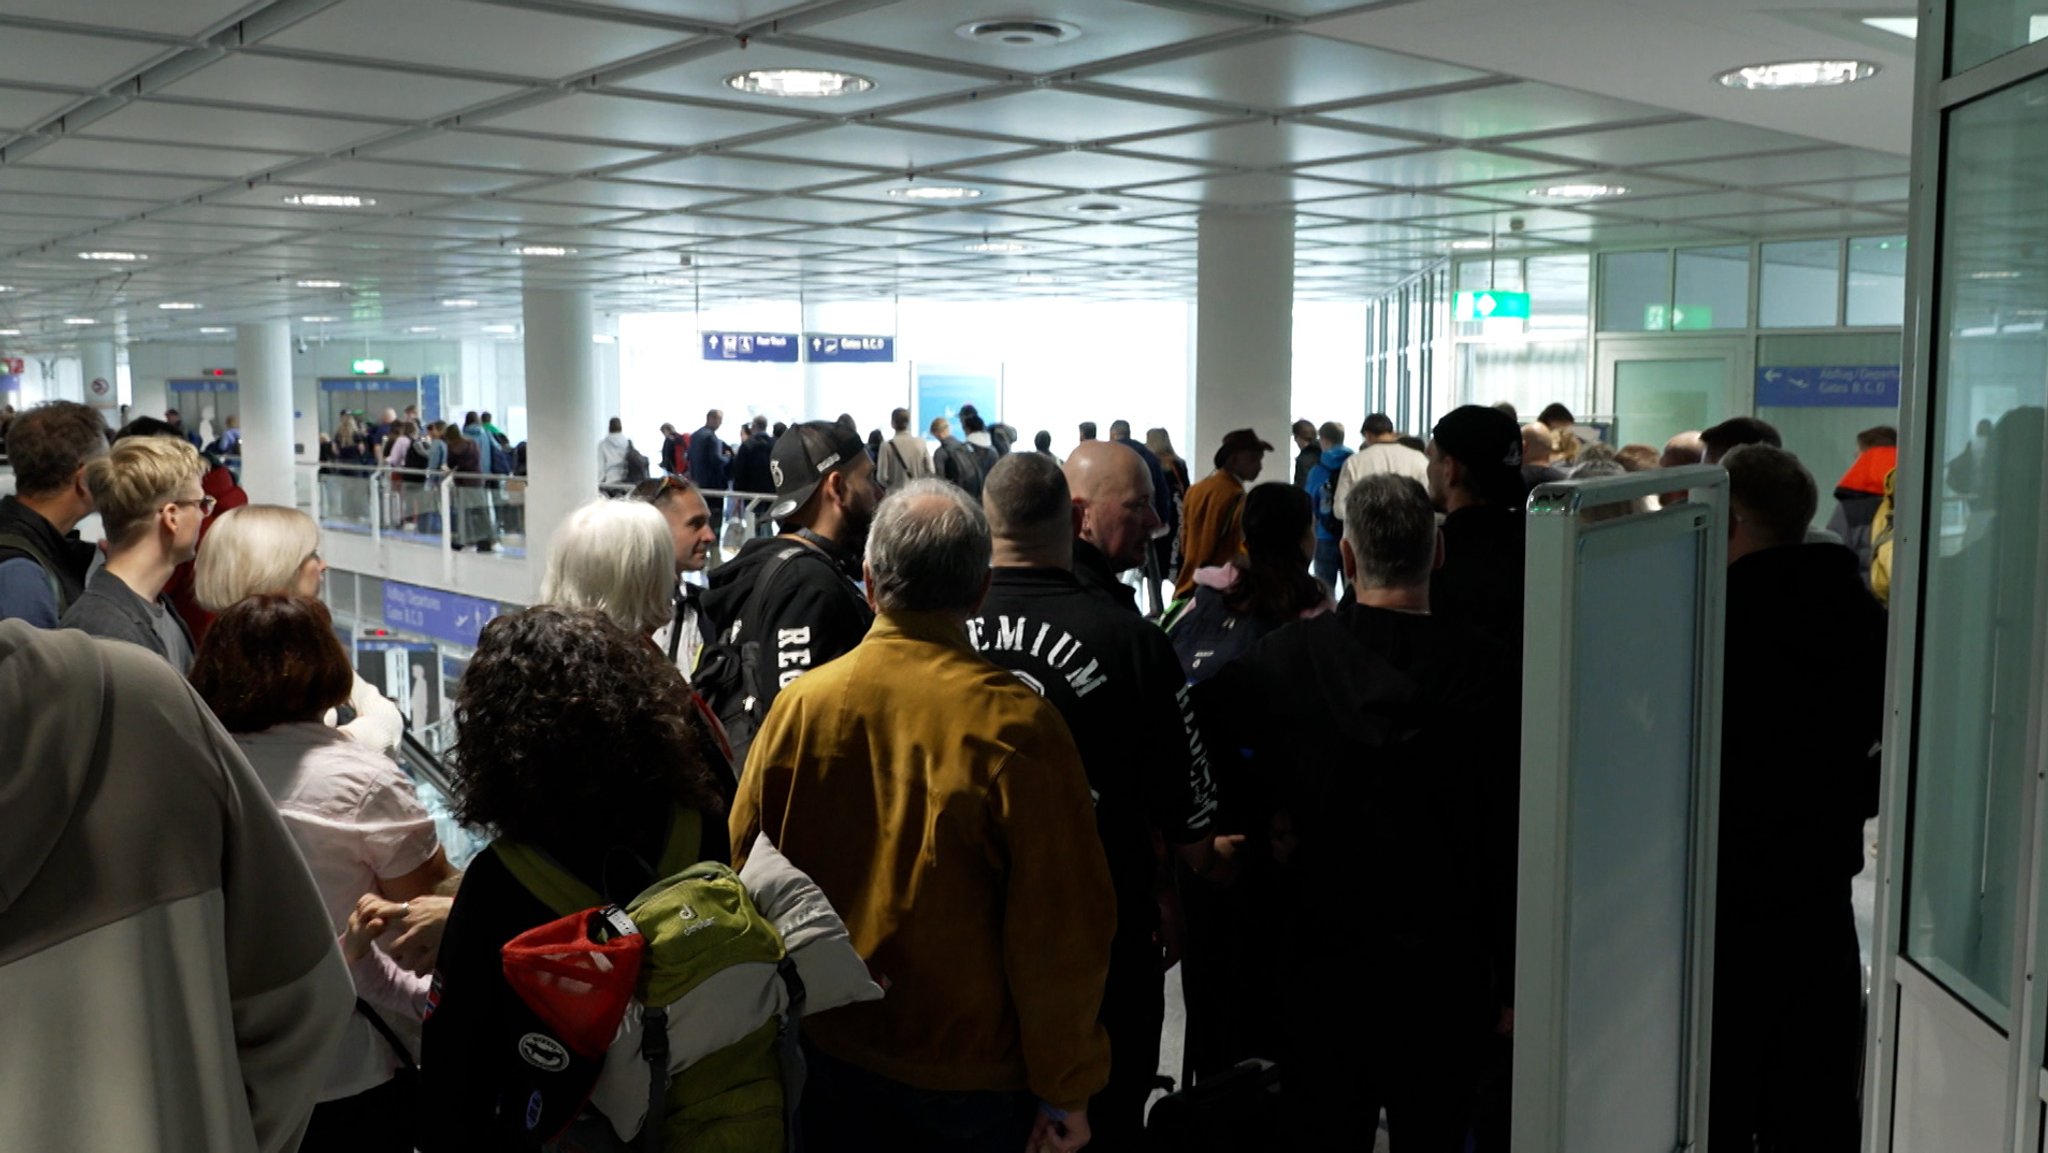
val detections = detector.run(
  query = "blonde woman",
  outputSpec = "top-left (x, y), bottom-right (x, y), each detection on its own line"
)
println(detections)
top-left (195, 504), bottom-right (404, 755)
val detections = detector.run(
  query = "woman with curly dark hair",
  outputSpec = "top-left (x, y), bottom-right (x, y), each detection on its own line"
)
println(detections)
top-left (418, 606), bottom-right (725, 1151)
top-left (1164, 482), bottom-right (1333, 683)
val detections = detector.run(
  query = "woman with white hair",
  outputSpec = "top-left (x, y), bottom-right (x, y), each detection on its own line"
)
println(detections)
top-left (539, 498), bottom-right (675, 638)
top-left (195, 504), bottom-right (404, 755)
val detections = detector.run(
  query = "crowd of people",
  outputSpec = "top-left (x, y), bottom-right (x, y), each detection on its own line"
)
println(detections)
top-left (0, 390), bottom-right (1894, 1153)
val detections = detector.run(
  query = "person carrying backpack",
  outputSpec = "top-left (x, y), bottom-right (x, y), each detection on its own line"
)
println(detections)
top-left (928, 415), bottom-right (984, 500)
top-left (1303, 421), bottom-right (1353, 596)
top-left (1190, 473), bottom-right (1518, 1149)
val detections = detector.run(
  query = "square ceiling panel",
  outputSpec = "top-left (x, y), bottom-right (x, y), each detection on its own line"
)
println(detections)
top-left (1296, 220), bottom-right (1465, 246)
top-left (1299, 148), bottom-right (1582, 190)
top-left (20, 138), bottom-right (298, 180)
top-left (800, 0), bottom-right (1254, 74)
top-left (947, 150), bottom-right (1219, 192)
top-left (742, 124), bottom-right (1036, 170)
top-left (284, 159), bottom-right (532, 196)
top-left (365, 131), bottom-right (660, 174)
top-left (0, 167), bottom-right (216, 202)
top-left (889, 89), bottom-right (1234, 144)
top-left (614, 41), bottom-right (984, 112)
top-left (0, 193), bottom-right (141, 221)
top-left (694, 196), bottom-right (909, 226)
top-left (615, 153), bottom-right (856, 191)
top-left (1648, 148), bottom-right (1911, 188)
top-left (508, 179), bottom-right (739, 211)
top-left (0, 86), bottom-right (73, 133)
top-left (82, 103), bottom-right (389, 153)
top-left (1128, 171), bottom-right (1367, 207)
top-left (1091, 33), bottom-right (1485, 112)
top-left (0, 26), bottom-right (167, 88)
top-left (162, 55), bottom-right (521, 121)
top-left (1123, 121), bottom-right (1409, 168)
top-left (1774, 176), bottom-right (1913, 205)
top-left (469, 92), bottom-right (803, 149)
top-left (992, 193), bottom-right (1197, 222)
top-left (601, 213), bottom-right (793, 238)
top-left (1511, 122), bottom-right (1830, 169)
top-left (263, 0), bottom-right (696, 79)
top-left (424, 200), bottom-right (644, 226)
top-left (1318, 80), bottom-right (1676, 143)
top-left (0, 0), bottom-right (253, 37)
top-left (1442, 172), bottom-right (1712, 203)
top-left (1586, 190), bottom-right (1826, 223)
top-left (1017, 221), bottom-right (1187, 248)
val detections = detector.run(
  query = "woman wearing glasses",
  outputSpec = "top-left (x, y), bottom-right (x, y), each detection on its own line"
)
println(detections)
top-left (58, 436), bottom-right (209, 671)
top-left (195, 503), bottom-right (405, 756)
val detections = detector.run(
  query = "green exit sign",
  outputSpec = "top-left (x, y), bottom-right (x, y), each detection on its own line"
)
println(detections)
top-left (351, 358), bottom-right (387, 375)
top-left (1454, 290), bottom-right (1532, 323)
top-left (1645, 304), bottom-right (1716, 331)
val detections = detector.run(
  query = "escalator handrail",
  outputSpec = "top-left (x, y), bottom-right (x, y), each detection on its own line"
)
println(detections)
top-left (398, 728), bottom-right (458, 798)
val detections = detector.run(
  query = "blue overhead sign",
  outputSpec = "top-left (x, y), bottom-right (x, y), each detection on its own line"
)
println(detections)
top-left (702, 332), bottom-right (800, 363)
top-left (807, 333), bottom-right (895, 363)
top-left (382, 580), bottom-right (502, 647)
top-left (1754, 364), bottom-right (1900, 408)
top-left (320, 377), bottom-right (417, 392)
top-left (169, 378), bottom-right (239, 392)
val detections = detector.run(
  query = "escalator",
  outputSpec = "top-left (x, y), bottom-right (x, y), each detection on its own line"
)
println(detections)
top-left (395, 729), bottom-right (488, 870)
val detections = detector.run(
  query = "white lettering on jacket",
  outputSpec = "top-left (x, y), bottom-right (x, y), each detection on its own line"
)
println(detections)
top-left (974, 614), bottom-right (1109, 699)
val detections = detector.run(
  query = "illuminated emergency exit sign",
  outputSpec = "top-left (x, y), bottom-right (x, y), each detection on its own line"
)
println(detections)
top-left (1454, 290), bottom-right (1531, 322)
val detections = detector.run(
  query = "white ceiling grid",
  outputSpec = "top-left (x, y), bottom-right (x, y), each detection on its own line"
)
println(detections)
top-left (0, 0), bottom-right (1909, 346)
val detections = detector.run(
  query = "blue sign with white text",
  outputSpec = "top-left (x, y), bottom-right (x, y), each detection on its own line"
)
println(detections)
top-left (807, 334), bottom-right (895, 363)
top-left (382, 580), bottom-right (501, 647)
top-left (1755, 364), bottom-right (1900, 408)
top-left (320, 377), bottom-right (418, 392)
top-left (170, 378), bottom-right (240, 392)
top-left (702, 332), bottom-right (800, 363)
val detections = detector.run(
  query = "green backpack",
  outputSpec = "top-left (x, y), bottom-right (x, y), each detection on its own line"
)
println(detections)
top-left (496, 810), bottom-right (805, 1153)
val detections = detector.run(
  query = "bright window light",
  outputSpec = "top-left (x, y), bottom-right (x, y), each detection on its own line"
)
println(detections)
top-left (1716, 60), bottom-right (1879, 90)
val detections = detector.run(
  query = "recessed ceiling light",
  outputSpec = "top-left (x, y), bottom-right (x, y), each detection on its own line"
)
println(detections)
top-left (511, 244), bottom-right (577, 257)
top-left (1968, 269), bottom-right (2024, 280)
top-left (199, 326), bottom-right (229, 334)
top-left (441, 298), bottom-right (480, 308)
top-left (725, 68), bottom-right (874, 99)
top-left (1447, 239), bottom-right (1496, 251)
top-left (888, 185), bottom-right (984, 202)
top-left (1016, 273), bottom-right (1058, 285)
top-left (63, 317), bottom-right (97, 325)
top-left (964, 241), bottom-right (1031, 254)
top-left (0, 328), bottom-right (18, 336)
top-left (301, 315), bottom-right (338, 323)
top-left (956, 18), bottom-right (1082, 48)
top-left (482, 323), bottom-right (518, 335)
top-left (297, 278), bottom-right (347, 289)
top-left (406, 325), bottom-right (438, 334)
top-left (157, 301), bottom-right (202, 310)
top-left (1531, 183), bottom-right (1629, 200)
top-left (1065, 200), bottom-right (1129, 216)
top-left (1106, 267), bottom-right (1146, 279)
top-left (281, 193), bottom-right (377, 208)
top-left (647, 276), bottom-right (692, 287)
top-left (1716, 60), bottom-right (1878, 90)
top-left (78, 251), bottom-right (145, 262)
top-left (0, 285), bottom-right (13, 292)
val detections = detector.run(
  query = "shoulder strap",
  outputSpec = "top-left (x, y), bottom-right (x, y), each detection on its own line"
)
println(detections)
top-left (0, 530), bottom-right (65, 614)
top-left (497, 808), bottom-right (704, 917)
top-left (735, 543), bottom-right (810, 643)
top-left (888, 441), bottom-right (908, 474)
top-left (355, 998), bottom-right (418, 1070)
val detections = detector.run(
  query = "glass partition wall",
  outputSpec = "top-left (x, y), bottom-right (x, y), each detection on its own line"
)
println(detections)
top-left (1867, 10), bottom-right (2048, 1153)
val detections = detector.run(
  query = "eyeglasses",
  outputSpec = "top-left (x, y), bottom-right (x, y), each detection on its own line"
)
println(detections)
top-left (630, 474), bottom-right (694, 503)
top-left (172, 495), bottom-right (218, 516)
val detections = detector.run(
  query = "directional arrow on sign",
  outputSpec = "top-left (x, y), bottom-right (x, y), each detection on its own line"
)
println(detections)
top-left (1764, 369), bottom-right (1782, 383)
top-left (1476, 293), bottom-right (1499, 318)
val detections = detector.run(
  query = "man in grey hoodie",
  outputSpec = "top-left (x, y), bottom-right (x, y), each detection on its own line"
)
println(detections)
top-left (0, 620), bottom-right (354, 1152)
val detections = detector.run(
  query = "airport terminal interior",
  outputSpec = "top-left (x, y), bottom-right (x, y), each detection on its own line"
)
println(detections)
top-left (1, 0), bottom-right (2045, 1150)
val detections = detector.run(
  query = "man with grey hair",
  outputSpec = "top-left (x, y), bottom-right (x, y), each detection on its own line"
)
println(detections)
top-left (970, 452), bottom-right (1233, 1150)
top-left (1193, 471), bottom-right (1520, 1150)
top-left (731, 477), bottom-right (1115, 1153)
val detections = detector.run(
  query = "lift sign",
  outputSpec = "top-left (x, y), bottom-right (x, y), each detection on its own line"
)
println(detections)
top-left (1754, 364), bottom-right (1900, 408)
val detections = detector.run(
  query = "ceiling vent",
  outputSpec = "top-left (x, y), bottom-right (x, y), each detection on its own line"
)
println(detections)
top-left (956, 19), bottom-right (1081, 48)
top-left (1068, 200), bottom-right (1126, 215)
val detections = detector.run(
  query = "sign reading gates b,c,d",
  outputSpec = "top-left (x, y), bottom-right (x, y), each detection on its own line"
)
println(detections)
top-left (1755, 364), bottom-right (1901, 408)
top-left (382, 579), bottom-right (501, 647)
top-left (807, 334), bottom-right (895, 363)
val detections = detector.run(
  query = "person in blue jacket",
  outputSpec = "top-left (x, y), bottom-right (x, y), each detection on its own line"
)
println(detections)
top-left (1304, 421), bottom-right (1353, 596)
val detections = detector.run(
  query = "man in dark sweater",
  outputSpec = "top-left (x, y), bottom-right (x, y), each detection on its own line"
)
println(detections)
top-left (1062, 441), bottom-right (1161, 612)
top-left (969, 452), bottom-right (1230, 1151)
top-left (0, 401), bottom-right (104, 626)
top-left (729, 414), bottom-right (776, 537)
top-left (1712, 444), bottom-right (1886, 1152)
top-left (1426, 405), bottom-right (1528, 656)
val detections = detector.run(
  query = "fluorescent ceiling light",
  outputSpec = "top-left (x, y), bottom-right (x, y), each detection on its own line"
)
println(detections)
top-left (281, 193), bottom-right (376, 208)
top-left (157, 301), bottom-right (202, 310)
top-left (0, 285), bottom-right (12, 292)
top-left (964, 241), bottom-right (1031, 254)
top-left (1716, 60), bottom-right (1878, 90)
top-left (725, 68), bottom-right (874, 98)
top-left (63, 317), bottom-right (97, 325)
top-left (482, 323), bottom-right (518, 334)
top-left (888, 185), bottom-right (984, 202)
top-left (406, 325), bottom-right (437, 333)
top-left (1447, 239), bottom-right (1496, 251)
top-left (1531, 183), bottom-right (1628, 200)
top-left (647, 276), bottom-right (692, 287)
top-left (78, 251), bottom-right (145, 262)
top-left (511, 244), bottom-right (577, 257)
top-left (441, 298), bottom-right (480, 308)
top-left (199, 326), bottom-right (229, 334)
top-left (0, 328), bottom-right (18, 336)
top-left (297, 278), bottom-right (347, 288)
top-left (1016, 273), bottom-right (1058, 285)
top-left (301, 315), bottom-right (338, 323)
top-left (1968, 270), bottom-right (2024, 280)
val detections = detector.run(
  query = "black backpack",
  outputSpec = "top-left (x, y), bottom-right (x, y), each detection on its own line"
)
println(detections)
top-left (623, 441), bottom-right (651, 484)
top-left (937, 441), bottom-right (985, 499)
top-left (404, 438), bottom-right (433, 472)
top-left (691, 546), bottom-right (809, 770)
top-left (1164, 586), bottom-right (1283, 685)
top-left (1314, 469), bottom-right (1342, 539)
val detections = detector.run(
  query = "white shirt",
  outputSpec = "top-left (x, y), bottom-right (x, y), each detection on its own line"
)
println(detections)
top-left (234, 722), bottom-right (442, 1101)
top-left (1334, 440), bottom-right (1431, 522)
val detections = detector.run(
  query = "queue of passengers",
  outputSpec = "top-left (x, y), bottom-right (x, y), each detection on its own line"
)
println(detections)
top-left (0, 394), bottom-right (1892, 1153)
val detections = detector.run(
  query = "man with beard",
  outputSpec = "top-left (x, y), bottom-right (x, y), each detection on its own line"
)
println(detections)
top-left (700, 421), bottom-right (879, 761)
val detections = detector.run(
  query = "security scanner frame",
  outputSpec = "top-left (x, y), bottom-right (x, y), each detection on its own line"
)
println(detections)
top-left (321, 376), bottom-right (421, 431)
top-left (166, 376), bottom-right (239, 439)
top-left (1514, 464), bottom-right (1728, 1153)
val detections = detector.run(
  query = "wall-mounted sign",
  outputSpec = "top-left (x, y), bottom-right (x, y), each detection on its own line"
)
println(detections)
top-left (88, 377), bottom-right (111, 397)
top-left (1646, 304), bottom-right (1716, 331)
top-left (2, 358), bottom-right (24, 375)
top-left (201, 368), bottom-right (234, 378)
top-left (382, 580), bottom-right (501, 647)
top-left (702, 331), bottom-right (799, 363)
top-left (1754, 364), bottom-right (1900, 408)
top-left (1454, 290), bottom-right (1531, 322)
top-left (807, 334), bottom-right (895, 363)
top-left (170, 378), bottom-right (241, 392)
top-left (352, 358), bottom-right (387, 375)
top-left (915, 364), bottom-right (1002, 439)
top-left (318, 377), bottom-right (416, 392)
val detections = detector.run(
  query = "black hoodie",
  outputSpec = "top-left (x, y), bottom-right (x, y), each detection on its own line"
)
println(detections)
top-left (700, 533), bottom-right (873, 722)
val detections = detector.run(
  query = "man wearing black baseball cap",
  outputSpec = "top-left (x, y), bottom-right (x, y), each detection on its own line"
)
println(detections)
top-left (700, 421), bottom-right (878, 759)
top-left (1426, 404), bottom-right (1528, 656)
top-left (1174, 428), bottom-right (1273, 600)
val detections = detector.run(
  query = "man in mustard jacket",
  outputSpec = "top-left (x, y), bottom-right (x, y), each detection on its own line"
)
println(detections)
top-left (731, 478), bottom-right (1115, 1153)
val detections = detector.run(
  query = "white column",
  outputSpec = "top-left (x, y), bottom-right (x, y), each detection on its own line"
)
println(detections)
top-left (1194, 212), bottom-right (1294, 474)
top-left (80, 340), bottom-right (120, 425)
top-left (522, 287), bottom-right (598, 597)
top-left (235, 321), bottom-right (296, 506)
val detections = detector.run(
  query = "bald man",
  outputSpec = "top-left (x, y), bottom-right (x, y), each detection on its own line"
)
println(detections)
top-left (1520, 423), bottom-right (1566, 498)
top-left (1660, 431), bottom-right (1705, 507)
top-left (1063, 441), bottom-right (1162, 613)
top-left (970, 453), bottom-right (1227, 1149)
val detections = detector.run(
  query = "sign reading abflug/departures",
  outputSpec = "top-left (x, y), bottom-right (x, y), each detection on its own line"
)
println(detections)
top-left (702, 331), bottom-right (800, 363)
top-left (807, 334), bottom-right (895, 363)
top-left (383, 580), bottom-right (501, 647)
